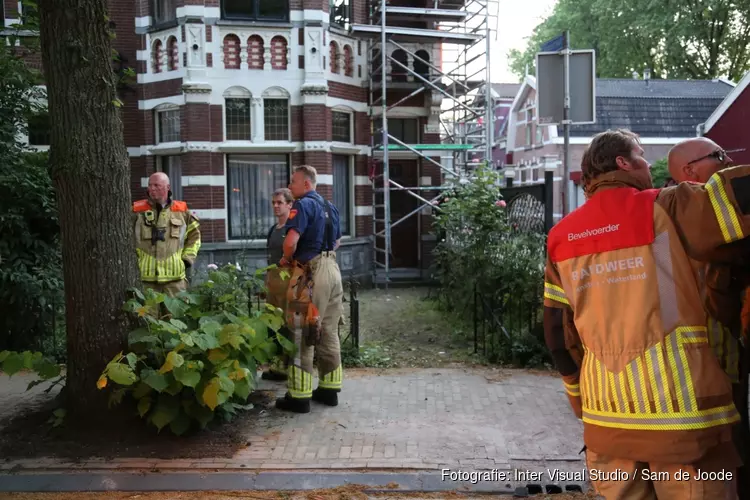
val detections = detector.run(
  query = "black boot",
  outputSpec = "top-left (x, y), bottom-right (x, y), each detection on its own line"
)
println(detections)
top-left (312, 387), bottom-right (339, 407)
top-left (275, 393), bottom-right (310, 413)
top-left (261, 370), bottom-right (288, 381)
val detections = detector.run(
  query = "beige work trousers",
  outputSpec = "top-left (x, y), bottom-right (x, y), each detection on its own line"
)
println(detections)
top-left (586, 447), bottom-right (738, 500)
top-left (287, 253), bottom-right (344, 398)
top-left (145, 279), bottom-right (188, 297)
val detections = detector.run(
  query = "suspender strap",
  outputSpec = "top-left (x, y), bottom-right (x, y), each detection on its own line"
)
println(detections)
top-left (313, 195), bottom-right (333, 253)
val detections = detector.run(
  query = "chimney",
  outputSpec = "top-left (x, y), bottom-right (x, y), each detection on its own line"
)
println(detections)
top-left (643, 68), bottom-right (651, 82)
top-left (632, 70), bottom-right (639, 79)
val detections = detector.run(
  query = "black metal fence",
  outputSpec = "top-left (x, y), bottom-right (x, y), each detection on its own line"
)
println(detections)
top-left (468, 170), bottom-right (553, 365)
top-left (0, 300), bottom-right (66, 363)
top-left (339, 275), bottom-right (360, 351)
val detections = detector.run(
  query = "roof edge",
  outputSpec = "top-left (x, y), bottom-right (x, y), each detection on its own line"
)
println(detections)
top-left (703, 71), bottom-right (750, 133)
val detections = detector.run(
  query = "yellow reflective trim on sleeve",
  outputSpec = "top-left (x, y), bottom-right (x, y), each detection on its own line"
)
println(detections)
top-left (544, 282), bottom-right (570, 305)
top-left (706, 173), bottom-right (745, 243)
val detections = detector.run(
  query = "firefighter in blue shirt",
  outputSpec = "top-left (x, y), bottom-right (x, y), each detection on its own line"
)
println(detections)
top-left (276, 165), bottom-right (345, 413)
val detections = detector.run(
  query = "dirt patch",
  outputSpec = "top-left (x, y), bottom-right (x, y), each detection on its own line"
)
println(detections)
top-left (0, 390), bottom-right (279, 462)
top-left (341, 287), bottom-right (482, 368)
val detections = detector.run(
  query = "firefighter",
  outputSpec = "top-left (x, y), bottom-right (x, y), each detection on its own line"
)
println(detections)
top-left (262, 188), bottom-right (295, 381)
top-left (544, 129), bottom-right (750, 499)
top-left (668, 137), bottom-right (750, 499)
top-left (133, 172), bottom-right (201, 296)
top-left (275, 165), bottom-right (344, 414)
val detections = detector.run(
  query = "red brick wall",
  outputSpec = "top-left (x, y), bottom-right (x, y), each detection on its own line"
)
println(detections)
top-left (354, 112), bottom-right (369, 145)
top-left (328, 81), bottom-right (367, 102)
top-left (303, 151), bottom-right (332, 175)
top-left (355, 216), bottom-right (372, 237)
top-left (354, 185), bottom-right (371, 206)
top-left (199, 219), bottom-right (226, 243)
top-left (140, 78), bottom-right (183, 100)
top-left (182, 186), bottom-right (225, 209)
top-left (352, 0), bottom-right (367, 24)
top-left (248, 35), bottom-right (264, 70)
top-left (223, 34), bottom-right (241, 69)
top-left (302, 0), bottom-right (328, 11)
top-left (4, 0), bottom-right (18, 17)
top-left (111, 0), bottom-right (140, 150)
top-left (302, 105), bottom-right (327, 141)
top-left (180, 152), bottom-right (225, 176)
top-left (271, 36), bottom-right (288, 70)
top-left (290, 106), bottom-right (303, 142)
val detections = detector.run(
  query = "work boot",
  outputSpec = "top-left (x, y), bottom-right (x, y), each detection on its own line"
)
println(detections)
top-left (275, 393), bottom-right (310, 413)
top-left (261, 370), bottom-right (288, 381)
top-left (312, 387), bottom-right (339, 407)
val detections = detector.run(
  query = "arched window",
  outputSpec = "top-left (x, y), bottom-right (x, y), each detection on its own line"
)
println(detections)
top-left (223, 34), bottom-right (241, 69)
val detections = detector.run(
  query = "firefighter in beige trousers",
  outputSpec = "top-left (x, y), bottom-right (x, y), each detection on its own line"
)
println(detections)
top-left (275, 165), bottom-right (344, 414)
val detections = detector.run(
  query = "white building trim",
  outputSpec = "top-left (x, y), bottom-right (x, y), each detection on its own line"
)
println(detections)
top-left (192, 209), bottom-right (227, 220)
top-left (355, 206), bottom-right (373, 216)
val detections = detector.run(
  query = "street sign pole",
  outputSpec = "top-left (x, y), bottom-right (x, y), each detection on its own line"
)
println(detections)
top-left (562, 30), bottom-right (571, 217)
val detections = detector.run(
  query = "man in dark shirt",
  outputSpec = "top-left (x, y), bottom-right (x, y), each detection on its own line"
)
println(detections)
top-left (262, 188), bottom-right (295, 381)
top-left (276, 165), bottom-right (345, 414)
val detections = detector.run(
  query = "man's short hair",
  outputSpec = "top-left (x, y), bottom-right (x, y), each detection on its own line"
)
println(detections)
top-left (294, 165), bottom-right (317, 186)
top-left (273, 187), bottom-right (294, 203)
top-left (581, 129), bottom-right (640, 185)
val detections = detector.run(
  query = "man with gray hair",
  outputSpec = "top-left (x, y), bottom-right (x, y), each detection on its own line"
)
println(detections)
top-left (132, 171), bottom-right (201, 296)
top-left (275, 165), bottom-right (344, 414)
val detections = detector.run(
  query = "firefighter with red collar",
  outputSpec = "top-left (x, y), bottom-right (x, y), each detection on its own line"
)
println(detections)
top-left (133, 172), bottom-right (201, 296)
top-left (544, 129), bottom-right (750, 499)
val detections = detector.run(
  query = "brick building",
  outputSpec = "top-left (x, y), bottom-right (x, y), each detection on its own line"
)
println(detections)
top-left (504, 73), bottom-right (733, 219)
top-left (6, 0), bottom-right (494, 285)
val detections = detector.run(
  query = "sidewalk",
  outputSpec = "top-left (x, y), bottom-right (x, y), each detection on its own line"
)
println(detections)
top-left (0, 368), bottom-right (587, 493)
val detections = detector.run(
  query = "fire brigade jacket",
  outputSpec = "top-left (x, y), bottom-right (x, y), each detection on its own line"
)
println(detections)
top-left (544, 165), bottom-right (750, 465)
top-left (133, 199), bottom-right (201, 284)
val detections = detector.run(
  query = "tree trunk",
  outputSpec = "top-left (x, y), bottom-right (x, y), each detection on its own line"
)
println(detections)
top-left (38, 0), bottom-right (140, 418)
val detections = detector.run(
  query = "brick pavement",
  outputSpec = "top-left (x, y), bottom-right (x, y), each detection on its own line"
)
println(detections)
top-left (0, 368), bottom-right (585, 474)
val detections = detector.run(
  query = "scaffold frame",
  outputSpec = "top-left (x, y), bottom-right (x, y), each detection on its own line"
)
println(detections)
top-left (354, 0), bottom-right (497, 289)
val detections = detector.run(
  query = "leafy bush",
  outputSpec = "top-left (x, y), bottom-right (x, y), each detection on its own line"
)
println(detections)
top-left (432, 164), bottom-right (549, 366)
top-left (98, 264), bottom-right (294, 435)
top-left (0, 38), bottom-right (64, 360)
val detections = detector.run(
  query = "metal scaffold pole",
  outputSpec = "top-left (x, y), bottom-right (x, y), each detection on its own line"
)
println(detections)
top-left (359, 0), bottom-right (497, 287)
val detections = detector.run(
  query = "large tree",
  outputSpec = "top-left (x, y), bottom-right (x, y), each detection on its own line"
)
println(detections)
top-left (38, 0), bottom-right (140, 417)
top-left (509, 0), bottom-right (750, 82)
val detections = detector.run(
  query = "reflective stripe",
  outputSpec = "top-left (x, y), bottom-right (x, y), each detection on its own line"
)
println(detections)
top-left (582, 404), bottom-right (739, 430)
top-left (137, 249), bottom-right (186, 283)
top-left (319, 365), bottom-right (343, 390)
top-left (579, 327), bottom-right (739, 430)
top-left (288, 365), bottom-right (313, 399)
top-left (706, 173), bottom-right (744, 243)
top-left (544, 282), bottom-right (570, 306)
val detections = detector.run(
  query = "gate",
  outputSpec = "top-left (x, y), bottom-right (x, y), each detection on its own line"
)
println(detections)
top-left (471, 170), bottom-right (553, 365)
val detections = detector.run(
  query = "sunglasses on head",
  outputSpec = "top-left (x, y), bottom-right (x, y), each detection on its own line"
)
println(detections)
top-left (687, 149), bottom-right (728, 166)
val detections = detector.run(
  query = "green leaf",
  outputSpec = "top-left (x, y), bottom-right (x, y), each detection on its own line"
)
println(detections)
top-left (193, 333), bottom-right (220, 351)
top-left (276, 332), bottom-right (296, 354)
top-left (125, 353), bottom-right (139, 369)
top-left (132, 381), bottom-right (152, 399)
top-left (183, 400), bottom-right (214, 429)
top-left (207, 348), bottom-right (229, 364)
top-left (173, 365), bottom-right (201, 388)
top-left (170, 319), bottom-right (188, 331)
top-left (218, 374), bottom-right (235, 395)
top-left (200, 321), bottom-right (222, 336)
top-left (33, 359), bottom-right (61, 379)
top-left (129, 287), bottom-right (146, 301)
top-left (138, 396), bottom-right (152, 417)
top-left (108, 388), bottom-right (127, 409)
top-left (158, 351), bottom-right (184, 374)
top-left (164, 379), bottom-right (184, 396)
top-left (219, 330), bottom-right (244, 350)
top-left (107, 363), bottom-right (137, 386)
top-left (128, 329), bottom-right (160, 346)
top-left (149, 395), bottom-right (180, 432)
top-left (233, 378), bottom-right (251, 400)
top-left (179, 333), bottom-right (195, 347)
top-left (0, 351), bottom-right (10, 363)
top-left (141, 368), bottom-right (169, 392)
top-left (169, 413), bottom-right (192, 436)
top-left (163, 296), bottom-right (190, 318)
top-left (202, 376), bottom-right (233, 411)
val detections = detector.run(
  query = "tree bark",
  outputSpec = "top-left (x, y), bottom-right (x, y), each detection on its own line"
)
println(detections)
top-left (38, 0), bottom-right (140, 418)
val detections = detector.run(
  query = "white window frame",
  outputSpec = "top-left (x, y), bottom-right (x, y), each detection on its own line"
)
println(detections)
top-left (154, 105), bottom-right (181, 144)
top-left (331, 108), bottom-right (354, 144)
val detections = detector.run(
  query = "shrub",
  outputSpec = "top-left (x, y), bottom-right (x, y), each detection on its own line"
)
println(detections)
top-left (431, 164), bottom-right (549, 366)
top-left (98, 263), bottom-right (294, 435)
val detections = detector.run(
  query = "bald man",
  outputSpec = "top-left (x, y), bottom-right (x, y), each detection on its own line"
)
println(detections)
top-left (668, 138), bottom-right (750, 500)
top-left (132, 172), bottom-right (201, 296)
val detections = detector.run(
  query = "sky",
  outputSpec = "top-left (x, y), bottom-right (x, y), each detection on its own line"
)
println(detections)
top-left (486, 0), bottom-right (558, 83)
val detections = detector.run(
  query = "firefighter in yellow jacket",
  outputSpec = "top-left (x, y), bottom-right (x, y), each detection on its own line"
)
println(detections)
top-left (133, 172), bottom-right (201, 296)
top-left (544, 129), bottom-right (750, 499)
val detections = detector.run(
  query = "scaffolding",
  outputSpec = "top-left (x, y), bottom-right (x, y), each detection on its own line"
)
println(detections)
top-left (351, 0), bottom-right (498, 288)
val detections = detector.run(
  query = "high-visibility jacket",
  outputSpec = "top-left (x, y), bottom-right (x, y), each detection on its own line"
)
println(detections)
top-left (133, 199), bottom-right (201, 284)
top-left (544, 166), bottom-right (750, 464)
